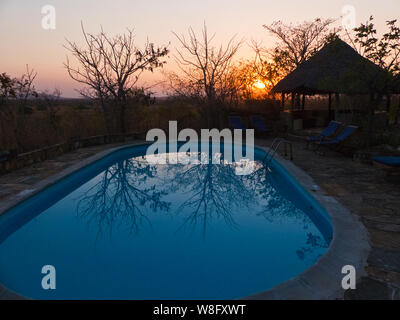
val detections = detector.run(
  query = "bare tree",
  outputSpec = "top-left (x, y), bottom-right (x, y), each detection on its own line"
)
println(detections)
top-left (262, 18), bottom-right (338, 105)
top-left (263, 18), bottom-right (337, 70)
top-left (64, 23), bottom-right (169, 135)
top-left (170, 23), bottom-right (242, 126)
top-left (251, 41), bottom-right (293, 89)
top-left (228, 41), bottom-right (293, 100)
top-left (0, 66), bottom-right (37, 151)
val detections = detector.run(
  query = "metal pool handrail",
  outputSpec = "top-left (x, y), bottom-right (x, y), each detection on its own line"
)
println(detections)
top-left (262, 138), bottom-right (284, 162)
top-left (263, 138), bottom-right (293, 166)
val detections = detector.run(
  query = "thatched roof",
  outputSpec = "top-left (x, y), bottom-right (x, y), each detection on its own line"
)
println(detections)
top-left (272, 38), bottom-right (389, 95)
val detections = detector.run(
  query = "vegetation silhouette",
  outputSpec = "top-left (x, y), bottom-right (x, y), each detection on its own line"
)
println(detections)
top-left (64, 23), bottom-right (169, 135)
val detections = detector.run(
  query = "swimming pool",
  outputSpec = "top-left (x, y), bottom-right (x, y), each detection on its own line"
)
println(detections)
top-left (0, 143), bottom-right (333, 299)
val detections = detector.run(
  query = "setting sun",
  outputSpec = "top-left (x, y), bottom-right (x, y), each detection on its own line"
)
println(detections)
top-left (253, 80), bottom-right (266, 89)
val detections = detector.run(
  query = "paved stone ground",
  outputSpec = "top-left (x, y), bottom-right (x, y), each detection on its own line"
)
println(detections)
top-left (0, 139), bottom-right (399, 299)
top-left (0, 143), bottom-right (124, 205)
top-left (256, 138), bottom-right (400, 300)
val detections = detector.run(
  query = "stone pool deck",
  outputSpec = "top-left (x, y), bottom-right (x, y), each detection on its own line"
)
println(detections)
top-left (0, 139), bottom-right (399, 299)
top-left (256, 138), bottom-right (400, 300)
top-left (0, 143), bottom-right (126, 214)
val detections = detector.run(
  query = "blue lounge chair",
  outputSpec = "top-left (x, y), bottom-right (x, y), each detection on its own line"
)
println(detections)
top-left (250, 116), bottom-right (269, 133)
top-left (307, 121), bottom-right (341, 143)
top-left (374, 156), bottom-right (400, 181)
top-left (314, 125), bottom-right (357, 153)
top-left (373, 156), bottom-right (400, 167)
top-left (228, 116), bottom-right (245, 130)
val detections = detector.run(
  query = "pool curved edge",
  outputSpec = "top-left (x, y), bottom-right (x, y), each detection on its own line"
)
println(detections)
top-left (242, 147), bottom-right (370, 300)
top-left (0, 142), bottom-right (370, 300)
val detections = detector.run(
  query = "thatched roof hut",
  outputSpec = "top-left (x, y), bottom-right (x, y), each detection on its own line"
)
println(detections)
top-left (272, 38), bottom-right (389, 95)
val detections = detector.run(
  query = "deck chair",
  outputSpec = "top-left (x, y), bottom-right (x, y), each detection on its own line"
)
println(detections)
top-left (228, 116), bottom-right (246, 130)
top-left (374, 156), bottom-right (400, 181)
top-left (314, 125), bottom-right (358, 151)
top-left (373, 156), bottom-right (400, 167)
top-left (307, 121), bottom-right (341, 146)
top-left (250, 116), bottom-right (269, 134)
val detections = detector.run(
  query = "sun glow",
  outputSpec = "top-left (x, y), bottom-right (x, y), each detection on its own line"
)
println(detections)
top-left (253, 80), bottom-right (266, 89)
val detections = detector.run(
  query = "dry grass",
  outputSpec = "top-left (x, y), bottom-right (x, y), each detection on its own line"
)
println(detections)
top-left (0, 98), bottom-right (205, 152)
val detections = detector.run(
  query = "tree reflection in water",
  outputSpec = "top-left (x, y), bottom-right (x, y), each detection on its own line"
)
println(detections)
top-left (247, 164), bottom-right (311, 223)
top-left (296, 232), bottom-right (328, 262)
top-left (76, 157), bottom-right (170, 237)
top-left (75, 152), bottom-right (328, 260)
top-left (165, 157), bottom-right (255, 237)
top-left (247, 164), bottom-right (329, 262)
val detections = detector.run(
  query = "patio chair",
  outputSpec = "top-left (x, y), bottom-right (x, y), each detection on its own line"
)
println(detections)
top-left (228, 116), bottom-right (246, 130)
top-left (250, 115), bottom-right (269, 134)
top-left (314, 125), bottom-right (358, 151)
top-left (307, 121), bottom-right (341, 146)
top-left (374, 156), bottom-right (400, 181)
top-left (0, 151), bottom-right (9, 162)
top-left (373, 156), bottom-right (400, 167)
top-left (0, 149), bottom-right (17, 162)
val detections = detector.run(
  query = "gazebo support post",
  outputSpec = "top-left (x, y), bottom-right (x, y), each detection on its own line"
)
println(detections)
top-left (328, 92), bottom-right (332, 121)
top-left (296, 93), bottom-right (301, 107)
top-left (386, 94), bottom-right (391, 125)
top-left (281, 93), bottom-right (285, 109)
top-left (386, 94), bottom-right (391, 112)
top-left (291, 92), bottom-right (295, 111)
top-left (335, 93), bottom-right (340, 121)
top-left (301, 94), bottom-right (305, 110)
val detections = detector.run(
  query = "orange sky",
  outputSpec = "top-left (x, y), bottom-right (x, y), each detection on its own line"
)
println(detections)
top-left (1, 0), bottom-right (399, 97)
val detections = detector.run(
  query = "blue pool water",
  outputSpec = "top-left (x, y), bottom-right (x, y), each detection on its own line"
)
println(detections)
top-left (0, 144), bottom-right (332, 299)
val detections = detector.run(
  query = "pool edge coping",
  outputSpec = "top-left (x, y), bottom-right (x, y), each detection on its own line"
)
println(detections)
top-left (242, 147), bottom-right (370, 300)
top-left (0, 142), bottom-right (370, 300)
top-left (0, 141), bottom-right (147, 300)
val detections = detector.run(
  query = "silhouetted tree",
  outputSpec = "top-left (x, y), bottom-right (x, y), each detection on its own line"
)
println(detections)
top-left (346, 16), bottom-right (400, 140)
top-left (262, 18), bottom-right (338, 105)
top-left (64, 23), bottom-right (169, 135)
top-left (229, 41), bottom-right (293, 100)
top-left (263, 18), bottom-right (337, 70)
top-left (169, 23), bottom-right (242, 126)
top-left (347, 16), bottom-right (400, 75)
top-left (0, 66), bottom-right (38, 150)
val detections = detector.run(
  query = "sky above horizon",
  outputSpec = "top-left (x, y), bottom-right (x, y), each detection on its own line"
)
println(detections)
top-left (1, 0), bottom-right (399, 97)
